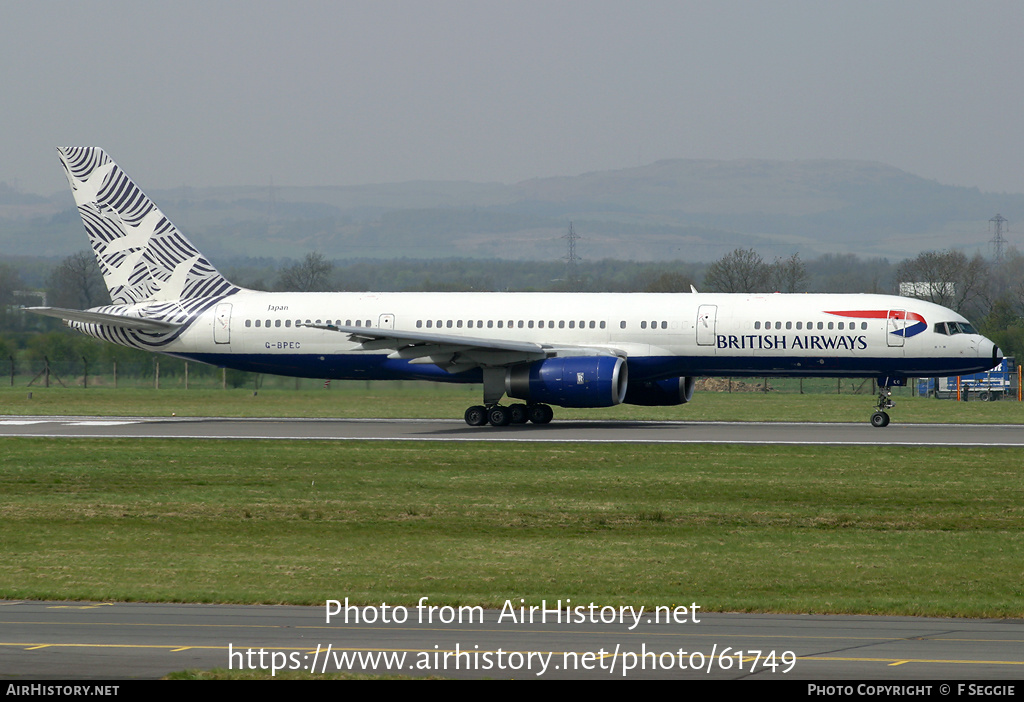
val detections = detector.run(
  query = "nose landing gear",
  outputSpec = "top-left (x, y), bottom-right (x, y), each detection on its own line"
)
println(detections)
top-left (871, 388), bottom-right (895, 427)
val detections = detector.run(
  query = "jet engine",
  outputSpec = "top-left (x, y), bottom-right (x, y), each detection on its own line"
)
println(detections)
top-left (505, 356), bottom-right (627, 408)
top-left (623, 376), bottom-right (695, 406)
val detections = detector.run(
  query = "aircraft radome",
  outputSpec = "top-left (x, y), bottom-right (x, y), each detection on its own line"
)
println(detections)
top-left (30, 148), bottom-right (1001, 428)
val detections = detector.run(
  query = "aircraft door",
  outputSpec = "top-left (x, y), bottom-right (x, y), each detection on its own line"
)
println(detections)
top-left (887, 309), bottom-right (906, 348)
top-left (214, 303), bottom-right (232, 344)
top-left (378, 313), bottom-right (395, 329)
top-left (696, 305), bottom-right (718, 346)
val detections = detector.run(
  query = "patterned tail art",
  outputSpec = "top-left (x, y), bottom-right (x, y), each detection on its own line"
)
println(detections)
top-left (57, 147), bottom-right (240, 350)
top-left (58, 147), bottom-right (239, 305)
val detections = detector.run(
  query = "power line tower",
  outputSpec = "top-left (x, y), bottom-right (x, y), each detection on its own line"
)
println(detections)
top-left (562, 222), bottom-right (581, 290)
top-left (989, 213), bottom-right (1009, 262)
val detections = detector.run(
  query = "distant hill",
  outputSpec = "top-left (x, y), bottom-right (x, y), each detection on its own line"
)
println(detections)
top-left (2, 160), bottom-right (1021, 262)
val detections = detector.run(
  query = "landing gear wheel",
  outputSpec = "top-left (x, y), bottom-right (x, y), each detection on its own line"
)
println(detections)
top-left (488, 406), bottom-right (511, 427)
top-left (527, 404), bottom-right (554, 424)
top-left (464, 405), bottom-right (488, 427)
top-left (508, 404), bottom-right (528, 424)
top-left (870, 386), bottom-right (895, 428)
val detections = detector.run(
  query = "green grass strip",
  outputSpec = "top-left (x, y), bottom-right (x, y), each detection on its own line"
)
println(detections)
top-left (2, 438), bottom-right (1021, 617)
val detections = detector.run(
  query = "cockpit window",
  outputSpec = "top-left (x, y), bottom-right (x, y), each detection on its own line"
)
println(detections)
top-left (936, 321), bottom-right (978, 335)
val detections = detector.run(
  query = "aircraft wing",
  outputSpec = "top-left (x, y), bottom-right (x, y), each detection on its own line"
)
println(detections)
top-left (304, 322), bottom-right (622, 373)
top-left (26, 307), bottom-right (183, 333)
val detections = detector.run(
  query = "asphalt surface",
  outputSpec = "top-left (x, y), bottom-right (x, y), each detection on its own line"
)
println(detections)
top-left (3, 415), bottom-right (1024, 445)
top-left (2, 600), bottom-right (1022, 680)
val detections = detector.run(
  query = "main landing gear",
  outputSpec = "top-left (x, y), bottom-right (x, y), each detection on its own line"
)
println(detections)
top-left (870, 387), bottom-right (895, 428)
top-left (464, 403), bottom-right (554, 427)
top-left (465, 367), bottom-right (556, 427)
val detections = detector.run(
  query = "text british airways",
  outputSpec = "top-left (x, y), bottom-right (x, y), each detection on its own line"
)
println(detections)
top-left (717, 335), bottom-right (869, 351)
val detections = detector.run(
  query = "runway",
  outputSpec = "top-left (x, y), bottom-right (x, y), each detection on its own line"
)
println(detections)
top-left (2, 600), bottom-right (1022, 680)
top-left (3, 415), bottom-right (1024, 445)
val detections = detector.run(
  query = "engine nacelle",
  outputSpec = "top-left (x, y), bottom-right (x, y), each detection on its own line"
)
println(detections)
top-left (505, 356), bottom-right (627, 408)
top-left (623, 376), bottom-right (695, 406)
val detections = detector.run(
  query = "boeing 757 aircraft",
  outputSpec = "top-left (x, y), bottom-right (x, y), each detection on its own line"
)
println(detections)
top-left (30, 148), bottom-right (1001, 428)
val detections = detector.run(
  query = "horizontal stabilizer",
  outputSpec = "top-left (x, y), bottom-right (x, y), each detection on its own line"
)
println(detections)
top-left (26, 307), bottom-right (183, 333)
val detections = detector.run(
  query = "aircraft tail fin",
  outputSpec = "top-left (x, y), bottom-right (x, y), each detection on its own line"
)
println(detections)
top-left (57, 147), bottom-right (239, 306)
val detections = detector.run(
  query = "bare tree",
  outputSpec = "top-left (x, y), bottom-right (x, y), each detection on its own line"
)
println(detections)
top-left (894, 249), bottom-right (988, 316)
top-left (702, 248), bottom-right (769, 293)
top-left (276, 252), bottom-right (335, 292)
top-left (768, 253), bottom-right (808, 293)
top-left (47, 250), bottom-right (107, 309)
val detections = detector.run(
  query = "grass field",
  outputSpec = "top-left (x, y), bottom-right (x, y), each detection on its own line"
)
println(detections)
top-left (2, 437), bottom-right (1022, 617)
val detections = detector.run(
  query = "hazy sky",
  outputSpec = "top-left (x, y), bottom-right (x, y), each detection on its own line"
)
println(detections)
top-left (3, 0), bottom-right (1023, 196)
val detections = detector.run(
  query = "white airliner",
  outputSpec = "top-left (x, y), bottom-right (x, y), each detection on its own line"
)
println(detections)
top-left (31, 147), bottom-right (1001, 428)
